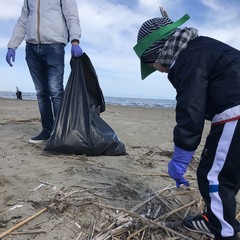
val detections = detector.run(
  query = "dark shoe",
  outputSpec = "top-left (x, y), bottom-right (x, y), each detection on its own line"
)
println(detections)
top-left (183, 213), bottom-right (214, 238)
top-left (29, 129), bottom-right (51, 144)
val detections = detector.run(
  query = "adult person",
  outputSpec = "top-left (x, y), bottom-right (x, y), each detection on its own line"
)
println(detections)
top-left (134, 14), bottom-right (240, 239)
top-left (6, 0), bottom-right (82, 143)
top-left (16, 87), bottom-right (22, 100)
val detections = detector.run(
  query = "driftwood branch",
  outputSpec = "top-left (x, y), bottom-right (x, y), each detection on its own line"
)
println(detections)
top-left (0, 203), bottom-right (55, 239)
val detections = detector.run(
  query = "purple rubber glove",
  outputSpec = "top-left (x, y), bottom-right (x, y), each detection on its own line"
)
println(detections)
top-left (6, 48), bottom-right (16, 67)
top-left (71, 44), bottom-right (83, 57)
top-left (168, 145), bottom-right (194, 188)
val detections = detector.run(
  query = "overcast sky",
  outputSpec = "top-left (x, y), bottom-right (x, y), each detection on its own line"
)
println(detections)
top-left (1, 0), bottom-right (240, 99)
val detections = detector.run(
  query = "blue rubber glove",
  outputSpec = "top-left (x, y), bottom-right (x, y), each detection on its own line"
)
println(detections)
top-left (168, 145), bottom-right (194, 188)
top-left (71, 44), bottom-right (83, 57)
top-left (6, 48), bottom-right (16, 67)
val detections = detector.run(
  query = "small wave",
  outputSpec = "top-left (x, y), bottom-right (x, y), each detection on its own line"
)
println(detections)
top-left (0, 91), bottom-right (176, 109)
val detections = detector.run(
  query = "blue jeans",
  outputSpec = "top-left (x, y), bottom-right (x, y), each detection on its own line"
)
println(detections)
top-left (26, 43), bottom-right (65, 131)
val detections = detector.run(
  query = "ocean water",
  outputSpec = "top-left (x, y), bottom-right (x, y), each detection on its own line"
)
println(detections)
top-left (0, 91), bottom-right (176, 109)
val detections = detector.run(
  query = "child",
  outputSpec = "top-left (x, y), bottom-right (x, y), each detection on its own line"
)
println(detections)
top-left (134, 13), bottom-right (240, 240)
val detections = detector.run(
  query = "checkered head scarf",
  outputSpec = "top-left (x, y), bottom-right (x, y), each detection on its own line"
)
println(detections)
top-left (137, 17), bottom-right (173, 63)
top-left (137, 17), bottom-right (198, 68)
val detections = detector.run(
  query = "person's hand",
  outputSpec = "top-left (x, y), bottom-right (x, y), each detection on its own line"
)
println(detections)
top-left (71, 44), bottom-right (83, 57)
top-left (168, 145), bottom-right (194, 188)
top-left (6, 48), bottom-right (16, 67)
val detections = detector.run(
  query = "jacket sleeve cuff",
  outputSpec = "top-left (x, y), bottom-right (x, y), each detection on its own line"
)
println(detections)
top-left (71, 39), bottom-right (79, 44)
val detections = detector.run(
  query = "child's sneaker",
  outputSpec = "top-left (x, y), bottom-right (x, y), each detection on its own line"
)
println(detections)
top-left (183, 213), bottom-right (214, 238)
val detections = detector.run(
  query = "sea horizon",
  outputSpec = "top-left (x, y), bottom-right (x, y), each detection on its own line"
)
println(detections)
top-left (0, 91), bottom-right (176, 109)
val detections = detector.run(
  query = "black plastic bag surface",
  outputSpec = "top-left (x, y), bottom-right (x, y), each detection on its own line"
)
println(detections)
top-left (44, 53), bottom-right (126, 156)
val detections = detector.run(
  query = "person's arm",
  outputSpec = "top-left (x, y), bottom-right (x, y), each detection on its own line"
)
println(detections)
top-left (171, 65), bottom-right (208, 151)
top-left (6, 0), bottom-right (29, 66)
top-left (7, 0), bottom-right (29, 50)
top-left (61, 0), bottom-right (81, 43)
top-left (61, 0), bottom-right (82, 57)
top-left (168, 64), bottom-right (208, 187)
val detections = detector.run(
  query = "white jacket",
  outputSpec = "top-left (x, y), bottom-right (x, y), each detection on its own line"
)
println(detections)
top-left (8, 0), bottom-right (81, 49)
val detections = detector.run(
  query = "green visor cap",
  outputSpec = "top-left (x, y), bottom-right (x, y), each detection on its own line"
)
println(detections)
top-left (133, 14), bottom-right (190, 80)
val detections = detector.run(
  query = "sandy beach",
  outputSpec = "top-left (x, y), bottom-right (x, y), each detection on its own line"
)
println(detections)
top-left (1, 98), bottom-right (239, 240)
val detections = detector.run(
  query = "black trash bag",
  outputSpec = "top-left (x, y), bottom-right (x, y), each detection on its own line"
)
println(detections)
top-left (44, 53), bottom-right (126, 156)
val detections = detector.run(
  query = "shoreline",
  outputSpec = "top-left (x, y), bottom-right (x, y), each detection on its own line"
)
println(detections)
top-left (0, 93), bottom-right (176, 109)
